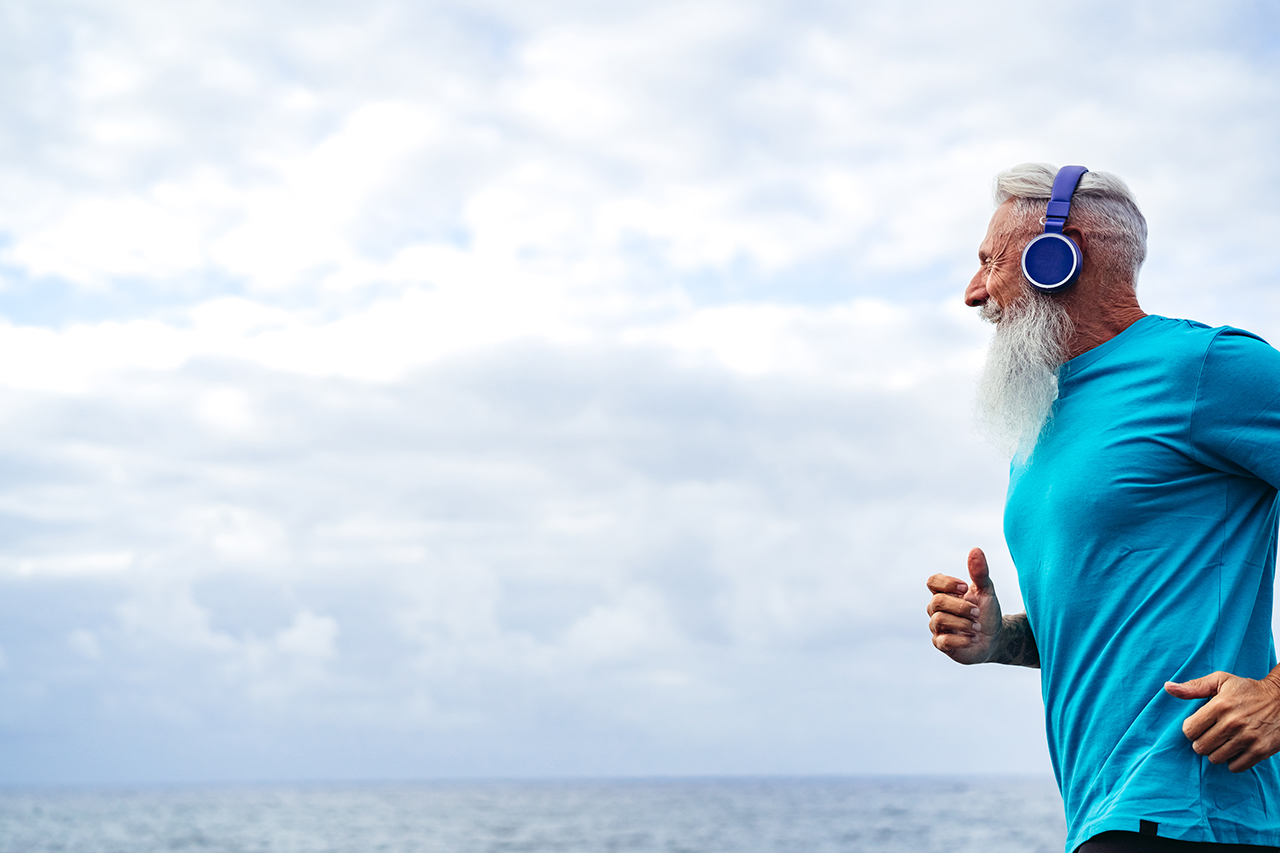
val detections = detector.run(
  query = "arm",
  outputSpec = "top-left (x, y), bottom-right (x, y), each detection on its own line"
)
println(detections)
top-left (1161, 334), bottom-right (1280, 772)
top-left (1165, 667), bottom-right (1280, 772)
top-left (926, 547), bottom-right (1039, 668)
top-left (990, 613), bottom-right (1040, 668)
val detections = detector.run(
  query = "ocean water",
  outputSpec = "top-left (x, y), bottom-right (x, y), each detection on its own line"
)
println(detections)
top-left (0, 776), bottom-right (1066, 853)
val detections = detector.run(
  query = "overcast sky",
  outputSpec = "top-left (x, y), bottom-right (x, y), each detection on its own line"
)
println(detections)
top-left (0, 0), bottom-right (1278, 786)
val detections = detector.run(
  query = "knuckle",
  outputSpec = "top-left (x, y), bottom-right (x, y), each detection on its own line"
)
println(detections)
top-left (935, 597), bottom-right (964, 617)
top-left (930, 620), bottom-right (945, 638)
top-left (935, 633), bottom-right (962, 651)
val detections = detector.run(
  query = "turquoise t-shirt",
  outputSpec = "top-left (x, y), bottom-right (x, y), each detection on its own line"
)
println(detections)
top-left (1004, 314), bottom-right (1280, 851)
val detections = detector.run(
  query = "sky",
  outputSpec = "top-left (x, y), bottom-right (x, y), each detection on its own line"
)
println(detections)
top-left (0, 0), bottom-right (1278, 786)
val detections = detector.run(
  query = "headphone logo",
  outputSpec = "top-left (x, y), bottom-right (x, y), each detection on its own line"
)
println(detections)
top-left (1021, 165), bottom-right (1088, 293)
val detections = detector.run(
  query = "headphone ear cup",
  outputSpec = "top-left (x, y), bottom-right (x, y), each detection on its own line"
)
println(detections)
top-left (1021, 233), bottom-right (1083, 293)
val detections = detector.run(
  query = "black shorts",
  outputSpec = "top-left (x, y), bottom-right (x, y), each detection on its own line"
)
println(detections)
top-left (1076, 831), bottom-right (1280, 852)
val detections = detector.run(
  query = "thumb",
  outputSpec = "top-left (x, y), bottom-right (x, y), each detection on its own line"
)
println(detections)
top-left (967, 547), bottom-right (993, 594)
top-left (1165, 672), bottom-right (1229, 700)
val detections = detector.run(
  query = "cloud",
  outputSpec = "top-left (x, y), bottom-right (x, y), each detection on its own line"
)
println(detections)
top-left (0, 329), bottom-right (1020, 781)
top-left (0, 0), bottom-right (1276, 784)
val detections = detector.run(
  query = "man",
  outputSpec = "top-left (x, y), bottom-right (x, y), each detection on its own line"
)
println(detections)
top-left (926, 163), bottom-right (1280, 852)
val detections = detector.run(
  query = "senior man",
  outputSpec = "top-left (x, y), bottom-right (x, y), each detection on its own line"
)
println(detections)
top-left (927, 163), bottom-right (1280, 852)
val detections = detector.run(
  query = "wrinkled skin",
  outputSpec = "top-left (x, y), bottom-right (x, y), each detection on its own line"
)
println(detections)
top-left (1166, 672), bottom-right (1280, 773)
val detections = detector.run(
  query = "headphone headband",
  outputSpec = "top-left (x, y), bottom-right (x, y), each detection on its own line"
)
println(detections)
top-left (1044, 165), bottom-right (1089, 234)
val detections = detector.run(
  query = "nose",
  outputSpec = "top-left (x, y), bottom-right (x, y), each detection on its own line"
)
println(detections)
top-left (964, 271), bottom-right (988, 308)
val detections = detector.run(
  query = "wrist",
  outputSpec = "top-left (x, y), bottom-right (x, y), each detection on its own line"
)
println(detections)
top-left (989, 612), bottom-right (1038, 668)
top-left (988, 615), bottom-right (1012, 663)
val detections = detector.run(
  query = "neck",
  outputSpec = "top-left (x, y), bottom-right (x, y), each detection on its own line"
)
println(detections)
top-left (1060, 285), bottom-right (1146, 360)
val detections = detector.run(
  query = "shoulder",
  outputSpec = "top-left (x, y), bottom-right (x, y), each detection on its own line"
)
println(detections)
top-left (1199, 323), bottom-right (1280, 391)
top-left (1139, 314), bottom-right (1265, 344)
top-left (1133, 315), bottom-right (1275, 366)
top-left (1161, 317), bottom-right (1280, 432)
top-left (1185, 319), bottom-right (1280, 469)
top-left (1065, 315), bottom-right (1278, 388)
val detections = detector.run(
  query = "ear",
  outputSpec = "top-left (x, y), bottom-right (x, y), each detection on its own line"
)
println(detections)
top-left (1063, 224), bottom-right (1087, 256)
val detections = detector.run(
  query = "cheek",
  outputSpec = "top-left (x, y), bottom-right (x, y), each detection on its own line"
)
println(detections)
top-left (990, 272), bottom-right (1023, 307)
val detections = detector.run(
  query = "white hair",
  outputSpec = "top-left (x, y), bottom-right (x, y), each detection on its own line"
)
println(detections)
top-left (993, 163), bottom-right (1148, 285)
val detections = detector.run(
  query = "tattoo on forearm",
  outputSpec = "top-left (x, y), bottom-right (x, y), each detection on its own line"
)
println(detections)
top-left (993, 614), bottom-right (1040, 668)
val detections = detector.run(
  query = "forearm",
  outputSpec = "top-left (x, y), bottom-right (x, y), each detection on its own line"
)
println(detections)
top-left (990, 613), bottom-right (1040, 668)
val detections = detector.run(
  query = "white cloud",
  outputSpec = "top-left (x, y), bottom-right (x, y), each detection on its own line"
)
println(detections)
top-left (275, 610), bottom-right (339, 660)
top-left (561, 588), bottom-right (678, 664)
top-left (180, 505), bottom-right (290, 565)
top-left (1, 551), bottom-right (135, 578)
top-left (195, 386), bottom-right (257, 434)
top-left (68, 628), bottom-right (103, 660)
top-left (0, 319), bottom-right (192, 393)
top-left (212, 102), bottom-right (444, 291)
top-left (5, 192), bottom-right (211, 286)
top-left (0, 0), bottom-right (1276, 785)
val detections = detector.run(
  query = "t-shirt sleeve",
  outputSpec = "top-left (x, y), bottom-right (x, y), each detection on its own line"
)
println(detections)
top-left (1191, 329), bottom-right (1280, 488)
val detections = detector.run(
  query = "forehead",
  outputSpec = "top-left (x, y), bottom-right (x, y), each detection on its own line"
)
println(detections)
top-left (979, 199), bottom-right (1028, 254)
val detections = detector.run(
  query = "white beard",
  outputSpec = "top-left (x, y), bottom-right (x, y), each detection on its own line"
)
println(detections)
top-left (975, 293), bottom-right (1073, 463)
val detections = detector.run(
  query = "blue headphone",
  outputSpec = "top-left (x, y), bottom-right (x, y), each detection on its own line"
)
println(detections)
top-left (1021, 165), bottom-right (1089, 293)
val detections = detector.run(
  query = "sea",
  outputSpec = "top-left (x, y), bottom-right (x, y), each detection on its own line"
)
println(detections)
top-left (0, 776), bottom-right (1066, 853)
